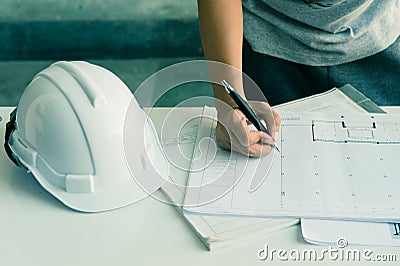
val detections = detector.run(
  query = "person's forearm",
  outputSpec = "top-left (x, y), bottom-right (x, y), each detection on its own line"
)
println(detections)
top-left (197, 0), bottom-right (244, 106)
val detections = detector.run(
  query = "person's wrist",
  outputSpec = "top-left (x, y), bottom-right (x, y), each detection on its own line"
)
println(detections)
top-left (215, 98), bottom-right (239, 121)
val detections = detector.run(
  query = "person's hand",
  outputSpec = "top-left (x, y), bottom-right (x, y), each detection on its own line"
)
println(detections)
top-left (215, 101), bottom-right (281, 157)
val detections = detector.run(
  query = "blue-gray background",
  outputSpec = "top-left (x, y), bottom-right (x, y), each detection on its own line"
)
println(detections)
top-left (0, 0), bottom-right (213, 106)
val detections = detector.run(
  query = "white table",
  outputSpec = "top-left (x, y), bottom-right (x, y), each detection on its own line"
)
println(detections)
top-left (1, 106), bottom-right (399, 266)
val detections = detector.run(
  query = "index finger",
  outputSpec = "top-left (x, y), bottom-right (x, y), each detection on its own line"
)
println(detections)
top-left (255, 107), bottom-right (276, 141)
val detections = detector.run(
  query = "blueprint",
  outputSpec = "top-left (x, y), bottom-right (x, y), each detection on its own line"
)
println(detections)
top-left (184, 108), bottom-right (400, 222)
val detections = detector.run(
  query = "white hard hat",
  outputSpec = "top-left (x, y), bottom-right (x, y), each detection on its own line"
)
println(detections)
top-left (4, 61), bottom-right (168, 212)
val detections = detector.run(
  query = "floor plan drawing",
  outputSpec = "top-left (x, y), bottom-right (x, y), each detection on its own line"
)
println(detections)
top-left (184, 109), bottom-right (400, 222)
top-left (312, 116), bottom-right (400, 144)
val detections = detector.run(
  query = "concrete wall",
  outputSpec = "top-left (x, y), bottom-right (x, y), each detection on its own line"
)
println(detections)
top-left (0, 0), bottom-right (197, 21)
top-left (0, 0), bottom-right (202, 59)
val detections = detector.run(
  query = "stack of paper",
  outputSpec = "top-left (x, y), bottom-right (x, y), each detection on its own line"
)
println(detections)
top-left (301, 219), bottom-right (400, 247)
top-left (159, 107), bottom-right (297, 251)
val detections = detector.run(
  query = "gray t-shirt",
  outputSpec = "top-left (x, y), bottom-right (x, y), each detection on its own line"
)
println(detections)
top-left (242, 0), bottom-right (400, 66)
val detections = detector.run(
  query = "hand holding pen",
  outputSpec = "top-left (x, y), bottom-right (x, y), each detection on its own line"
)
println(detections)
top-left (222, 80), bottom-right (280, 152)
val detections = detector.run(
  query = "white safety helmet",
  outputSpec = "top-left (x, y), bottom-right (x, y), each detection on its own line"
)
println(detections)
top-left (4, 61), bottom-right (168, 212)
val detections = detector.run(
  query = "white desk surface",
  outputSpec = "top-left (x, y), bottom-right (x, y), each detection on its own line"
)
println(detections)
top-left (1, 106), bottom-right (399, 266)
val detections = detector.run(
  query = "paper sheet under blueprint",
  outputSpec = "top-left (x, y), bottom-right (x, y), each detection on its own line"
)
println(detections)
top-left (158, 107), bottom-right (297, 250)
top-left (184, 107), bottom-right (400, 222)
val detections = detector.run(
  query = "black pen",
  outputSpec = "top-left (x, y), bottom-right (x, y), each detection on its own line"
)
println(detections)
top-left (221, 80), bottom-right (280, 153)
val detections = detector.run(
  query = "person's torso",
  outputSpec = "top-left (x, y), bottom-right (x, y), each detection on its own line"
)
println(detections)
top-left (242, 0), bottom-right (400, 65)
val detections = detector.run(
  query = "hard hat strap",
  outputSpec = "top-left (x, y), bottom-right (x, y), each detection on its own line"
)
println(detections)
top-left (4, 108), bottom-right (24, 168)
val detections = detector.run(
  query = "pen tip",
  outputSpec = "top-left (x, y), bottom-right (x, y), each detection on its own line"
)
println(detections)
top-left (274, 145), bottom-right (281, 153)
